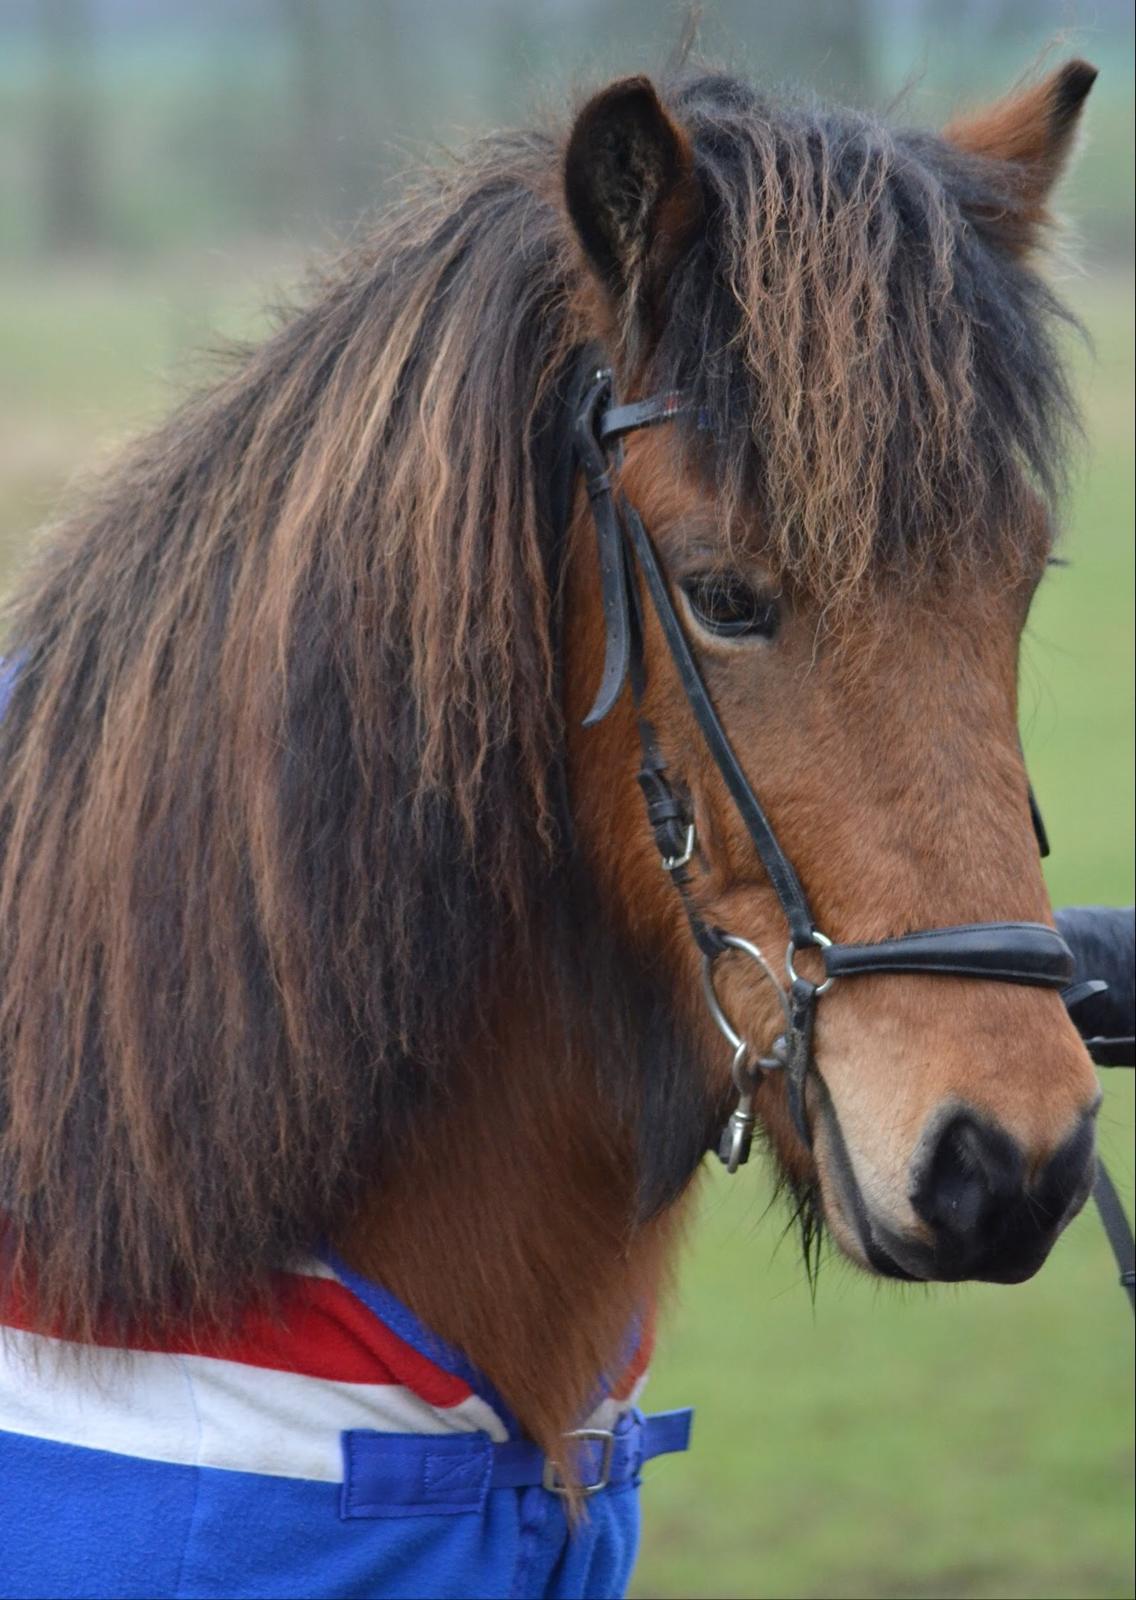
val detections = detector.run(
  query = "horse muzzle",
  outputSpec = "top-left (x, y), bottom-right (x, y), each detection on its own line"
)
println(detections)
top-left (817, 1090), bottom-right (1099, 1284)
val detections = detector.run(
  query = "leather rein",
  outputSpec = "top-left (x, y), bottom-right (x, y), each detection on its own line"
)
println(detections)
top-left (571, 364), bottom-right (1076, 1170)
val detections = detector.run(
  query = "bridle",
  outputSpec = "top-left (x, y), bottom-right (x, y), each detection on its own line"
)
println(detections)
top-left (570, 363), bottom-right (1076, 1169)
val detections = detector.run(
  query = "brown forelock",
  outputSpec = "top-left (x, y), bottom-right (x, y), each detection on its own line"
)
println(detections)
top-left (645, 73), bottom-right (1080, 619)
top-left (0, 66), bottom-right (1087, 1384)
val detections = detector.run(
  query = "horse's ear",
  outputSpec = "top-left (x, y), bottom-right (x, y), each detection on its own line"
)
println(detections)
top-left (943, 59), bottom-right (1097, 254)
top-left (564, 77), bottom-right (702, 341)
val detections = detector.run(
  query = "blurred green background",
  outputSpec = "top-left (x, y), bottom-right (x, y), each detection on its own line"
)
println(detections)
top-left (0, 4), bottom-right (1132, 1598)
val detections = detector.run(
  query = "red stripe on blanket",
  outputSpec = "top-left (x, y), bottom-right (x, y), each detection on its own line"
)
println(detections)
top-left (0, 1267), bottom-right (472, 1407)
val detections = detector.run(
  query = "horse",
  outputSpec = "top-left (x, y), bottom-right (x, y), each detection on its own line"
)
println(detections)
top-left (0, 56), bottom-right (1103, 1600)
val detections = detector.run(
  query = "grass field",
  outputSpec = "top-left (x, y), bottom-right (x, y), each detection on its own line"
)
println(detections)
top-left (0, 260), bottom-right (1132, 1600)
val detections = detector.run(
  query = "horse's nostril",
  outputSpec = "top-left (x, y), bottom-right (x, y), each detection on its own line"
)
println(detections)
top-left (1032, 1110), bottom-right (1098, 1227)
top-left (910, 1112), bottom-right (1024, 1239)
top-left (905, 1106), bottom-right (1097, 1282)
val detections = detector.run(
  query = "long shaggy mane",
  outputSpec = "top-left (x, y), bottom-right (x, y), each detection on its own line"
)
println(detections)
top-left (0, 72), bottom-right (1078, 1333)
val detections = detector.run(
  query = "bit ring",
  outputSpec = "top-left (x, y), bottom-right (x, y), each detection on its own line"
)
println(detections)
top-left (701, 932), bottom-right (792, 1061)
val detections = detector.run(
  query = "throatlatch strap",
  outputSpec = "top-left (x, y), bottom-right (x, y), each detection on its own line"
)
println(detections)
top-left (575, 375), bottom-right (633, 727)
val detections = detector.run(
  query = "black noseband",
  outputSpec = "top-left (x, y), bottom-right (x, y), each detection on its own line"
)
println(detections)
top-left (571, 364), bottom-right (1074, 1165)
top-left (822, 923), bottom-right (1075, 985)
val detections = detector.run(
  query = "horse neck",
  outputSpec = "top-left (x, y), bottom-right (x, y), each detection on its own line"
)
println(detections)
top-left (334, 959), bottom-right (692, 1452)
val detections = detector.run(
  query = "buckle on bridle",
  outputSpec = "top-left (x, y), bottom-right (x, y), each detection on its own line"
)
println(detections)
top-left (541, 1427), bottom-right (616, 1497)
top-left (660, 822), bottom-right (696, 872)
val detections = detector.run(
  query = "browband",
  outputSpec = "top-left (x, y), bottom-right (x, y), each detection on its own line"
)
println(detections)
top-left (598, 392), bottom-right (687, 446)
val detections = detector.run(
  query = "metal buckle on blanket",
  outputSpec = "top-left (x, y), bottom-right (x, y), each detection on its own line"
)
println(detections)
top-left (541, 1427), bottom-right (616, 1497)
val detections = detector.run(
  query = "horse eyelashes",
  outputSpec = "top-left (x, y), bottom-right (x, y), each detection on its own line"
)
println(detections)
top-left (681, 574), bottom-right (781, 639)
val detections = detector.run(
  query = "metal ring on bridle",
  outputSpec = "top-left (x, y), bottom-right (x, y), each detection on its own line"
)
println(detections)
top-left (701, 932), bottom-right (793, 1058)
top-left (785, 929), bottom-right (835, 995)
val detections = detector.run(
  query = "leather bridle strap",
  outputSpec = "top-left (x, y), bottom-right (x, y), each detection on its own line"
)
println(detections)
top-left (575, 367), bottom-right (1074, 996)
top-left (574, 373), bottom-right (634, 730)
top-left (620, 494), bottom-right (816, 948)
top-left (824, 923), bottom-right (1077, 985)
top-left (1092, 1162), bottom-right (1136, 1313)
top-left (599, 392), bottom-right (687, 445)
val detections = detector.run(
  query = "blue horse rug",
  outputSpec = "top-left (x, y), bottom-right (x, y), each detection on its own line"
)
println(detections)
top-left (0, 1249), bottom-right (691, 1599)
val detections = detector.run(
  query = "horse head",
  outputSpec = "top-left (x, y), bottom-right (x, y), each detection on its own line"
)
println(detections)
top-left (561, 65), bottom-right (1100, 1287)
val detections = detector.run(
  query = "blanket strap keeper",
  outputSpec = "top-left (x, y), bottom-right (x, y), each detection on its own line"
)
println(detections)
top-left (341, 1407), bottom-right (693, 1519)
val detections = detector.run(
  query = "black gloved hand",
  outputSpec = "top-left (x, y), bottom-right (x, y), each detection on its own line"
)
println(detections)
top-left (1056, 905), bottom-right (1135, 1066)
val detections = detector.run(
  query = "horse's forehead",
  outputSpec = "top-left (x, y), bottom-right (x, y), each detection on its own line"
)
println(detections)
top-left (619, 410), bottom-right (1053, 616)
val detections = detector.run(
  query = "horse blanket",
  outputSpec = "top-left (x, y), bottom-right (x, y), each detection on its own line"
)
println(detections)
top-left (0, 1249), bottom-right (690, 1598)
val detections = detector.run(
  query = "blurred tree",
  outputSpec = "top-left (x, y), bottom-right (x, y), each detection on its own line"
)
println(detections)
top-left (0, 0), bottom-right (1128, 265)
top-left (278, 0), bottom-right (334, 221)
top-left (39, 0), bottom-right (99, 252)
top-left (714, 0), bottom-right (875, 100)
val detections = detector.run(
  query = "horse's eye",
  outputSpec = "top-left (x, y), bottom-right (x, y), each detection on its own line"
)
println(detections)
top-left (681, 574), bottom-right (780, 640)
